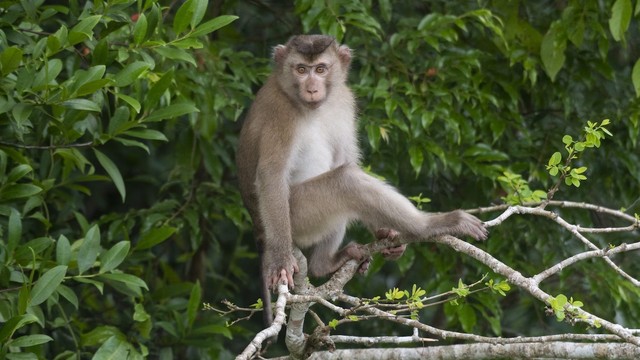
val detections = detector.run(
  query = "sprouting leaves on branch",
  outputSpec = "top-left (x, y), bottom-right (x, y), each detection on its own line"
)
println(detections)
top-left (546, 119), bottom-right (612, 193)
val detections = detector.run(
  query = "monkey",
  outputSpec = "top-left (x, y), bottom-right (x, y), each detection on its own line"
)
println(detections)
top-left (236, 35), bottom-right (488, 327)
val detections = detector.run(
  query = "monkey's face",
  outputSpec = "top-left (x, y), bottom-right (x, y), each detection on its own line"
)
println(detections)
top-left (291, 59), bottom-right (333, 109)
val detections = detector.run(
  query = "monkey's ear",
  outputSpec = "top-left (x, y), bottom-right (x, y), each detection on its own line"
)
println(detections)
top-left (273, 45), bottom-right (288, 64)
top-left (337, 45), bottom-right (352, 66)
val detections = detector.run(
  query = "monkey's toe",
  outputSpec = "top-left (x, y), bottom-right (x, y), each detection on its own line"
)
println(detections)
top-left (381, 244), bottom-right (406, 260)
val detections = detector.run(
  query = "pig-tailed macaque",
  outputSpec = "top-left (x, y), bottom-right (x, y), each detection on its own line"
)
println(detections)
top-left (236, 35), bottom-right (488, 326)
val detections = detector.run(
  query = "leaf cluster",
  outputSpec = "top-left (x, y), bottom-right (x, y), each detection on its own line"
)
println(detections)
top-left (0, 1), bottom-right (243, 358)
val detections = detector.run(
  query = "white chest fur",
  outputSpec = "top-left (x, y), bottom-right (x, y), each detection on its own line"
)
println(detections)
top-left (288, 104), bottom-right (356, 185)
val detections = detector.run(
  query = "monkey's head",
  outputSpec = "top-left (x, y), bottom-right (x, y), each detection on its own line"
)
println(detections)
top-left (273, 35), bottom-right (352, 109)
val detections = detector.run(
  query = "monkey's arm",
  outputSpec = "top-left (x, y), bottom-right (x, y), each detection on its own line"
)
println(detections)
top-left (254, 129), bottom-right (300, 290)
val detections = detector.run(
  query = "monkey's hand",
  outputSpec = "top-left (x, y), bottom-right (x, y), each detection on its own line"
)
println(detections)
top-left (450, 210), bottom-right (489, 241)
top-left (263, 250), bottom-right (299, 291)
top-left (375, 228), bottom-right (407, 260)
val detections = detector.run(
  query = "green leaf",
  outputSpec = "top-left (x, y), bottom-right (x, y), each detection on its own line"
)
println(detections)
top-left (124, 129), bottom-right (168, 141)
top-left (108, 106), bottom-right (132, 135)
top-left (77, 225), bottom-right (101, 274)
top-left (81, 326), bottom-right (126, 347)
top-left (99, 241), bottom-right (131, 273)
top-left (47, 26), bottom-right (67, 55)
top-left (7, 164), bottom-right (33, 183)
top-left (93, 336), bottom-right (130, 360)
top-left (74, 277), bottom-right (104, 294)
top-left (458, 305), bottom-right (477, 333)
top-left (76, 79), bottom-right (112, 97)
top-left (99, 273), bottom-right (149, 291)
top-left (187, 281), bottom-right (201, 330)
top-left (94, 149), bottom-right (126, 202)
top-left (190, 0), bottom-right (208, 28)
top-left (57, 284), bottom-right (79, 309)
top-left (379, 0), bottom-right (392, 22)
top-left (8, 208), bottom-right (21, 254)
top-left (172, 38), bottom-right (204, 49)
top-left (145, 70), bottom-right (174, 109)
top-left (92, 38), bottom-right (109, 66)
top-left (173, 0), bottom-right (194, 34)
top-left (561, 135), bottom-right (573, 145)
top-left (133, 303), bottom-right (150, 322)
top-left (72, 65), bottom-right (106, 90)
top-left (113, 138), bottom-right (150, 153)
top-left (14, 237), bottom-right (54, 261)
top-left (0, 314), bottom-right (39, 343)
top-left (33, 59), bottom-right (63, 90)
top-left (0, 46), bottom-right (23, 76)
top-left (114, 61), bottom-right (150, 87)
top-left (153, 46), bottom-right (196, 66)
top-left (191, 324), bottom-right (232, 338)
top-left (56, 234), bottom-right (71, 265)
top-left (10, 334), bottom-right (53, 348)
top-left (632, 59), bottom-right (640, 97)
top-left (609, 0), bottom-right (632, 42)
top-left (143, 102), bottom-right (198, 122)
top-left (62, 99), bottom-right (102, 112)
top-left (70, 15), bottom-right (101, 41)
top-left (18, 286), bottom-right (29, 316)
top-left (133, 13), bottom-right (148, 45)
top-left (548, 151), bottom-right (562, 166)
top-left (0, 184), bottom-right (43, 201)
top-left (408, 145), bottom-right (424, 174)
top-left (136, 226), bottom-right (177, 250)
top-left (116, 93), bottom-right (142, 114)
top-left (540, 28), bottom-right (565, 82)
top-left (191, 15), bottom-right (238, 37)
top-left (29, 265), bottom-right (68, 306)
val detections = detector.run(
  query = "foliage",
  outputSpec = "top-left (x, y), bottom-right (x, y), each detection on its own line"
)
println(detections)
top-left (0, 0), bottom-right (639, 358)
top-left (0, 1), bottom-right (248, 359)
top-left (547, 119), bottom-right (612, 188)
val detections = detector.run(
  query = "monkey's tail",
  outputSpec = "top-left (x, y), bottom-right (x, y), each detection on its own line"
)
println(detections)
top-left (261, 274), bottom-right (277, 346)
top-left (260, 270), bottom-right (274, 327)
top-left (258, 240), bottom-right (277, 346)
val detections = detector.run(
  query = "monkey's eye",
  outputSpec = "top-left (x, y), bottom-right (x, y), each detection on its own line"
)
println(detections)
top-left (296, 66), bottom-right (307, 74)
top-left (315, 66), bottom-right (327, 74)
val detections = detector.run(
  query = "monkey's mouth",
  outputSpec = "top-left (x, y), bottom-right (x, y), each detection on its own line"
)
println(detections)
top-left (304, 100), bottom-right (323, 109)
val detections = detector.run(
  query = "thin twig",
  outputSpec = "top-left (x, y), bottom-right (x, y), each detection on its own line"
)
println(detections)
top-left (0, 141), bottom-right (94, 150)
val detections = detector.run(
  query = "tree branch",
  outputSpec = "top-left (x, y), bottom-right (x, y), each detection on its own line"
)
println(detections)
top-left (233, 200), bottom-right (640, 359)
top-left (307, 342), bottom-right (640, 360)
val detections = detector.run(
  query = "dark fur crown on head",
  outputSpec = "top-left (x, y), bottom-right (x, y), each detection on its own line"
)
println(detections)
top-left (289, 35), bottom-right (335, 56)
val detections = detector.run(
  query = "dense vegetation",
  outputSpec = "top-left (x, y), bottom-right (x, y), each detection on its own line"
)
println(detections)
top-left (0, 1), bottom-right (638, 359)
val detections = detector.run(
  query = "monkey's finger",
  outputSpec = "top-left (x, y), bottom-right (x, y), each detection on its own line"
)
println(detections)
top-left (270, 274), bottom-right (279, 290)
top-left (357, 257), bottom-right (371, 274)
top-left (287, 271), bottom-right (295, 289)
top-left (478, 225), bottom-right (489, 240)
top-left (381, 244), bottom-right (407, 260)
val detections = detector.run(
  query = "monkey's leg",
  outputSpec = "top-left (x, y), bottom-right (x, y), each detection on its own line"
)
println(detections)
top-left (305, 224), bottom-right (368, 277)
top-left (290, 164), bottom-right (487, 241)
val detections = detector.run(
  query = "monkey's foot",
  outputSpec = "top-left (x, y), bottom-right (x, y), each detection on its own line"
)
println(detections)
top-left (381, 244), bottom-right (406, 260)
top-left (375, 228), bottom-right (406, 260)
top-left (375, 228), bottom-right (400, 240)
top-left (357, 257), bottom-right (372, 274)
top-left (340, 242), bottom-right (371, 274)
